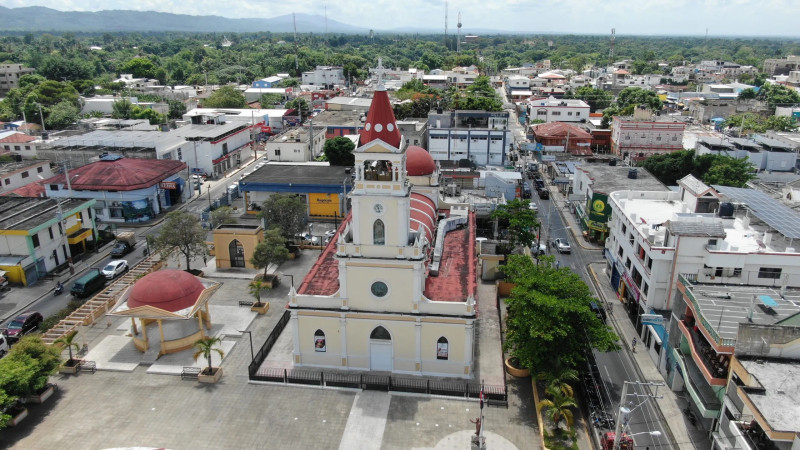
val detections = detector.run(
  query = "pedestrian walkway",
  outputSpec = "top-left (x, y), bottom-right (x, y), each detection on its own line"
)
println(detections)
top-left (589, 262), bottom-right (701, 450)
top-left (338, 391), bottom-right (391, 450)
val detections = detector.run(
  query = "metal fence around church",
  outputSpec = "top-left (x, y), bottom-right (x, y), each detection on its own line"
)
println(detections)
top-left (247, 310), bottom-right (507, 407)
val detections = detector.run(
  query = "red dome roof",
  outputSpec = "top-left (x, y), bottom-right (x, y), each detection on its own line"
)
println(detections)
top-left (406, 146), bottom-right (436, 176)
top-left (128, 270), bottom-right (204, 312)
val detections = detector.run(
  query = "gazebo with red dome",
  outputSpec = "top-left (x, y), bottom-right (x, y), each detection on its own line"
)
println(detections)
top-left (108, 269), bottom-right (221, 357)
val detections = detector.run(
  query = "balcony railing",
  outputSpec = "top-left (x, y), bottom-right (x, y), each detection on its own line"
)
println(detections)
top-left (679, 319), bottom-right (730, 383)
top-left (734, 420), bottom-right (778, 450)
top-left (678, 274), bottom-right (738, 348)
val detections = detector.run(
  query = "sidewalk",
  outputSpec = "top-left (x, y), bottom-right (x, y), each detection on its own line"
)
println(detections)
top-left (588, 263), bottom-right (699, 450)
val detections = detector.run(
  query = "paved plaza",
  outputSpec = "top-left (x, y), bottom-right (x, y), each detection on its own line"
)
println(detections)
top-left (1, 252), bottom-right (539, 449)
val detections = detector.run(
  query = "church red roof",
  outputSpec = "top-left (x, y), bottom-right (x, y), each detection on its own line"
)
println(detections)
top-left (41, 158), bottom-right (186, 191)
top-left (406, 146), bottom-right (436, 176)
top-left (359, 89), bottom-right (401, 148)
top-left (128, 270), bottom-right (204, 312)
top-left (410, 193), bottom-right (437, 243)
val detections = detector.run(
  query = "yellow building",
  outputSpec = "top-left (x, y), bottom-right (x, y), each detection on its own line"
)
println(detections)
top-left (290, 84), bottom-right (477, 378)
top-left (212, 224), bottom-right (264, 269)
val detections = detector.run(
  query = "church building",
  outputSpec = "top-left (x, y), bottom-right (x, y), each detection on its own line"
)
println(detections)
top-left (289, 79), bottom-right (478, 378)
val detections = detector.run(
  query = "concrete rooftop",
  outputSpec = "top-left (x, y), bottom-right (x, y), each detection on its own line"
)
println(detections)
top-left (739, 358), bottom-right (800, 434)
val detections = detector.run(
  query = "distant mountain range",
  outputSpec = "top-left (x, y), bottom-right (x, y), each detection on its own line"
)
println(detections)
top-left (0, 6), bottom-right (374, 33)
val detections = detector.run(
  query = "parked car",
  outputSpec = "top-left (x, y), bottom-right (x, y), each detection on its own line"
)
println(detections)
top-left (3, 311), bottom-right (44, 343)
top-left (295, 233), bottom-right (321, 245)
top-left (537, 188), bottom-right (550, 200)
top-left (102, 260), bottom-right (129, 279)
top-left (0, 334), bottom-right (8, 356)
top-left (111, 241), bottom-right (134, 257)
top-left (528, 201), bottom-right (538, 212)
top-left (534, 243), bottom-right (547, 256)
top-left (552, 238), bottom-right (571, 254)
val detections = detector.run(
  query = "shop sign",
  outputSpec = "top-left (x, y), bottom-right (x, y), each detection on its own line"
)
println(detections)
top-left (621, 270), bottom-right (641, 302)
top-left (159, 181), bottom-right (177, 190)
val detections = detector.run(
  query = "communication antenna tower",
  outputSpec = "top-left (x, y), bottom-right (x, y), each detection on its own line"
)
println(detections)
top-left (609, 28), bottom-right (616, 65)
top-left (457, 12), bottom-right (462, 55)
top-left (444, 1), bottom-right (448, 50)
top-left (293, 13), bottom-right (299, 76)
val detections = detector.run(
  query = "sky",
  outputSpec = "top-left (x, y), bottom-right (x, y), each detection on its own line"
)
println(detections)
top-left (3, 0), bottom-right (800, 36)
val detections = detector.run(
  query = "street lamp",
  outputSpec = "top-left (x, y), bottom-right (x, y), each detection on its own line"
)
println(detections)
top-left (237, 330), bottom-right (254, 361)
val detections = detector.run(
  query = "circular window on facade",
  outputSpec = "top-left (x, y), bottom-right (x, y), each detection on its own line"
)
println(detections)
top-left (371, 281), bottom-right (389, 298)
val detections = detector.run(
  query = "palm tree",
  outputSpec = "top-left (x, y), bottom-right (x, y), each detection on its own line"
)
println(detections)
top-left (249, 279), bottom-right (270, 307)
top-left (193, 336), bottom-right (225, 375)
top-left (53, 330), bottom-right (81, 365)
top-left (537, 367), bottom-right (579, 398)
top-left (538, 385), bottom-right (577, 431)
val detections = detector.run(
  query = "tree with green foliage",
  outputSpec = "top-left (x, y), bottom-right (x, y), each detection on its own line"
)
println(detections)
top-left (501, 255), bottom-right (619, 372)
top-left (203, 85), bottom-right (246, 108)
top-left (759, 83), bottom-right (800, 109)
top-left (640, 150), bottom-right (696, 185)
top-left (167, 100), bottom-right (187, 119)
top-left (210, 206), bottom-right (237, 229)
top-left (323, 136), bottom-right (356, 166)
top-left (738, 88), bottom-right (757, 100)
top-left (193, 336), bottom-right (224, 375)
top-left (568, 86), bottom-right (612, 112)
top-left (250, 227), bottom-right (290, 278)
top-left (282, 78), bottom-right (300, 88)
top-left (260, 93), bottom-right (284, 108)
top-left (285, 97), bottom-right (310, 121)
top-left (54, 330), bottom-right (81, 365)
top-left (6, 335), bottom-right (61, 394)
top-left (538, 385), bottom-right (578, 431)
top-left (701, 155), bottom-right (756, 187)
top-left (538, 367), bottom-right (579, 398)
top-left (45, 100), bottom-right (80, 129)
top-left (257, 193), bottom-right (307, 239)
top-left (119, 57), bottom-right (158, 79)
top-left (155, 211), bottom-right (208, 271)
top-left (490, 198), bottom-right (540, 254)
top-left (248, 279), bottom-right (271, 308)
top-left (112, 99), bottom-right (134, 119)
top-left (616, 87), bottom-right (663, 112)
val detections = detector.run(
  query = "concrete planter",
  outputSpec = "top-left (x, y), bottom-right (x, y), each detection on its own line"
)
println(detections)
top-left (198, 367), bottom-right (223, 384)
top-left (5, 407), bottom-right (28, 427)
top-left (504, 357), bottom-right (531, 378)
top-left (59, 360), bottom-right (81, 375)
top-left (26, 385), bottom-right (55, 404)
top-left (250, 302), bottom-right (270, 315)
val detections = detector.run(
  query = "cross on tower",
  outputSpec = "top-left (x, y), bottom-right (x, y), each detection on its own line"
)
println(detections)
top-left (372, 57), bottom-right (390, 90)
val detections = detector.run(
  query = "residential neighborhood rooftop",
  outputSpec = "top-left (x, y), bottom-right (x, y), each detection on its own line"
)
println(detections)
top-left (0, 197), bottom-right (91, 231)
top-left (576, 164), bottom-right (667, 194)
top-left (738, 358), bottom-right (800, 434)
top-left (241, 162), bottom-right (350, 187)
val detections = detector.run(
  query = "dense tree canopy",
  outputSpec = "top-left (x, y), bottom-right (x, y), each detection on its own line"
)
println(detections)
top-left (258, 193), bottom-right (307, 239)
top-left (501, 255), bottom-right (619, 371)
top-left (202, 85), bottom-right (246, 108)
top-left (640, 150), bottom-right (756, 187)
top-left (566, 86), bottom-right (612, 112)
top-left (323, 136), bottom-right (356, 166)
top-left (490, 198), bottom-right (540, 254)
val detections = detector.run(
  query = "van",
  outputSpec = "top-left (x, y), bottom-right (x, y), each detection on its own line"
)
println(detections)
top-left (70, 269), bottom-right (106, 299)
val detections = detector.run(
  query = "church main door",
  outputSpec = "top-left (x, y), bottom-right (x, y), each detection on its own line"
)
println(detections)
top-left (369, 326), bottom-right (393, 372)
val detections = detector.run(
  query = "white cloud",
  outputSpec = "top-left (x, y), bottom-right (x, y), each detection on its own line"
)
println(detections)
top-left (3, 0), bottom-right (799, 35)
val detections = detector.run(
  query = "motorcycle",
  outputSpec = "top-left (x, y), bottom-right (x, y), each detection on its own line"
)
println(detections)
top-left (54, 282), bottom-right (64, 296)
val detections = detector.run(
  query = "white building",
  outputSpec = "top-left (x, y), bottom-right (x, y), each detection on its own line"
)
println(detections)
top-left (263, 126), bottom-right (326, 162)
top-left (427, 110), bottom-right (512, 166)
top-left (0, 160), bottom-right (53, 194)
top-left (504, 75), bottom-right (531, 92)
top-left (0, 132), bottom-right (40, 159)
top-left (524, 96), bottom-right (590, 123)
top-left (183, 108), bottom-right (288, 135)
top-left (605, 175), bottom-right (800, 318)
top-left (301, 66), bottom-right (345, 88)
top-left (695, 136), bottom-right (796, 172)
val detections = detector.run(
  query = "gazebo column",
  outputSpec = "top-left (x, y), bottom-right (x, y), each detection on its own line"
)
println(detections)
top-left (204, 303), bottom-right (212, 328)
top-left (140, 318), bottom-right (148, 348)
top-left (197, 314), bottom-right (206, 339)
top-left (157, 319), bottom-right (166, 355)
top-left (131, 317), bottom-right (138, 335)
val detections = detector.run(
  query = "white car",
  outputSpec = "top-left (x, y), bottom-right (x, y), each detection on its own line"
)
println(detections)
top-left (552, 238), bottom-right (571, 254)
top-left (295, 233), bottom-right (321, 245)
top-left (102, 260), bottom-right (129, 279)
top-left (528, 202), bottom-right (538, 212)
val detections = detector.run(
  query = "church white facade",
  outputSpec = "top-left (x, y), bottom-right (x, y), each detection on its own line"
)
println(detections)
top-left (289, 84), bottom-right (477, 378)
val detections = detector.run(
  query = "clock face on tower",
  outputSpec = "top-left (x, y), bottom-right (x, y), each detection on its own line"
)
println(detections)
top-left (373, 203), bottom-right (384, 214)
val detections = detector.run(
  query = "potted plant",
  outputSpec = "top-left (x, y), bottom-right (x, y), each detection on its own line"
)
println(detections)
top-left (54, 330), bottom-right (82, 374)
top-left (248, 279), bottom-right (270, 314)
top-left (9, 336), bottom-right (60, 403)
top-left (504, 356), bottom-right (531, 378)
top-left (193, 336), bottom-right (225, 383)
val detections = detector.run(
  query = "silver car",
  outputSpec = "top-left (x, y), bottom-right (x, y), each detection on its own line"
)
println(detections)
top-left (553, 238), bottom-right (571, 254)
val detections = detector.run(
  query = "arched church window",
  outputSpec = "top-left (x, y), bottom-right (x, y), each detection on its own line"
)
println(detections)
top-left (436, 336), bottom-right (449, 360)
top-left (370, 326), bottom-right (391, 340)
top-left (314, 329), bottom-right (326, 352)
top-left (373, 219), bottom-right (385, 245)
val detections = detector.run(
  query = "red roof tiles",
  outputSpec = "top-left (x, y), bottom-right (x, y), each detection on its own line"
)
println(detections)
top-left (296, 213), bottom-right (350, 296)
top-left (423, 212), bottom-right (477, 302)
top-left (0, 133), bottom-right (36, 144)
top-left (41, 158), bottom-right (186, 191)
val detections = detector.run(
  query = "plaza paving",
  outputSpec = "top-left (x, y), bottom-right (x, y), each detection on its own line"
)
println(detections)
top-left (1, 253), bottom-right (539, 449)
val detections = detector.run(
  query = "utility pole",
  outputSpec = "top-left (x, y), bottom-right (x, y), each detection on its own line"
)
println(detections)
top-left (613, 381), bottom-right (665, 450)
